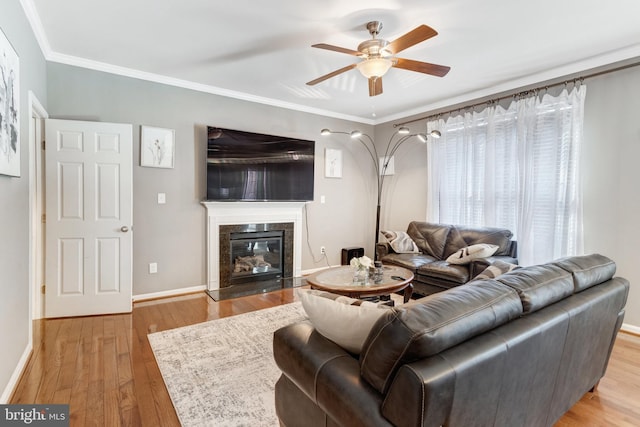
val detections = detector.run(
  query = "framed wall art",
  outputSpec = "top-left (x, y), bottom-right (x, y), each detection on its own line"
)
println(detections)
top-left (325, 148), bottom-right (342, 178)
top-left (380, 155), bottom-right (395, 175)
top-left (0, 28), bottom-right (20, 177)
top-left (140, 125), bottom-right (175, 168)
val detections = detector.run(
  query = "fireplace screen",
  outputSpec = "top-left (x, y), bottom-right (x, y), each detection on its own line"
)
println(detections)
top-left (229, 230), bottom-right (284, 284)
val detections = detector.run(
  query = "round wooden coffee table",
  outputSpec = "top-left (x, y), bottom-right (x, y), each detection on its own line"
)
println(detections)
top-left (305, 265), bottom-right (414, 303)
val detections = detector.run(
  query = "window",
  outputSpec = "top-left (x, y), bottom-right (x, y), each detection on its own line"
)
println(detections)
top-left (427, 86), bottom-right (585, 265)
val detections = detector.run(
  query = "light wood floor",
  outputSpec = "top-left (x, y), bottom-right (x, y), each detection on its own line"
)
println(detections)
top-left (10, 289), bottom-right (640, 426)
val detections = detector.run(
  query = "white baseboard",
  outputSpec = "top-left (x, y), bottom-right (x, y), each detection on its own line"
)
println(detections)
top-left (1, 342), bottom-right (33, 404)
top-left (621, 323), bottom-right (640, 335)
top-left (132, 285), bottom-right (207, 302)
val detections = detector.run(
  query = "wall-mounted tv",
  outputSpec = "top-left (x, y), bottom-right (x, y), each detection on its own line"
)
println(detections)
top-left (206, 127), bottom-right (315, 201)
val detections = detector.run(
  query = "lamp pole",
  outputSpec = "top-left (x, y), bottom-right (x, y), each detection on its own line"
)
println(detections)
top-left (321, 128), bottom-right (429, 256)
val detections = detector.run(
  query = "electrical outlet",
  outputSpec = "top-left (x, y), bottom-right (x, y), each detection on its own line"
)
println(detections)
top-left (320, 246), bottom-right (326, 254)
top-left (149, 262), bottom-right (158, 274)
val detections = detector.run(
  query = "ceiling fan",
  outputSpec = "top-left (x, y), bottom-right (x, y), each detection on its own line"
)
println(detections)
top-left (307, 21), bottom-right (450, 97)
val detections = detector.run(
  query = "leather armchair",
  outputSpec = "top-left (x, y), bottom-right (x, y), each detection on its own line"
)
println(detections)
top-left (377, 221), bottom-right (518, 296)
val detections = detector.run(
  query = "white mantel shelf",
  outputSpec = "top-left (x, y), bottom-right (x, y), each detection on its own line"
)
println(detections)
top-left (202, 201), bottom-right (305, 290)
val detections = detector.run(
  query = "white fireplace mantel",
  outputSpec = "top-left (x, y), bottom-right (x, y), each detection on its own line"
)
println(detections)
top-left (202, 201), bottom-right (305, 290)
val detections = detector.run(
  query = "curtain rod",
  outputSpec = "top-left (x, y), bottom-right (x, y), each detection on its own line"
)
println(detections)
top-left (394, 59), bottom-right (640, 127)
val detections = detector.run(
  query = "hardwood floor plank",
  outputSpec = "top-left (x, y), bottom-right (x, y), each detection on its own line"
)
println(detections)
top-left (34, 318), bottom-right (67, 403)
top-left (103, 317), bottom-right (120, 427)
top-left (84, 317), bottom-right (105, 426)
top-left (12, 319), bottom-right (58, 403)
top-left (56, 316), bottom-right (83, 396)
top-left (68, 317), bottom-right (92, 426)
top-left (114, 314), bottom-right (136, 426)
top-left (9, 290), bottom-right (640, 426)
top-left (129, 305), bottom-right (165, 427)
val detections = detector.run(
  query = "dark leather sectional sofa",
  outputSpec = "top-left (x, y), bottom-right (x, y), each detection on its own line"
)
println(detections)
top-left (376, 221), bottom-right (518, 296)
top-left (274, 254), bottom-right (628, 427)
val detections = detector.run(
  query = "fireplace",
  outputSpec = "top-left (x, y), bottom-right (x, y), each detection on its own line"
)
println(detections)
top-left (219, 222), bottom-right (294, 288)
top-left (202, 201), bottom-right (304, 291)
top-left (230, 230), bottom-right (283, 283)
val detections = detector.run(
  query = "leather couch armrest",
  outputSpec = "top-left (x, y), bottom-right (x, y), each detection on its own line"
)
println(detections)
top-left (376, 242), bottom-right (392, 259)
top-left (273, 321), bottom-right (348, 401)
top-left (273, 322), bottom-right (392, 427)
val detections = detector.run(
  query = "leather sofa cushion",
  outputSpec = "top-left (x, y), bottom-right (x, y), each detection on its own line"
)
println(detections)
top-left (380, 253), bottom-right (437, 271)
top-left (417, 260), bottom-right (469, 284)
top-left (552, 253), bottom-right (616, 292)
top-left (496, 264), bottom-right (574, 314)
top-left (406, 222), bottom-right (451, 259)
top-left (359, 280), bottom-right (522, 393)
top-left (444, 225), bottom-right (514, 259)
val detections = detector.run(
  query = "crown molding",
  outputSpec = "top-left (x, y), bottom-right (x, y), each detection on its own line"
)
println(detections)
top-left (46, 51), bottom-right (375, 125)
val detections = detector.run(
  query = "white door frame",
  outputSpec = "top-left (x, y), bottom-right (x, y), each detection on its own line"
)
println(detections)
top-left (28, 91), bottom-right (48, 321)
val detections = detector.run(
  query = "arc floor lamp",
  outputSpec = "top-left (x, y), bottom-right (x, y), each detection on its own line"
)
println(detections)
top-left (320, 126), bottom-right (441, 254)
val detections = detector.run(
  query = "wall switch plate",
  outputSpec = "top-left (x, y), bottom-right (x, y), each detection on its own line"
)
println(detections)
top-left (149, 262), bottom-right (158, 274)
top-left (157, 193), bottom-right (166, 204)
top-left (320, 195), bottom-right (326, 204)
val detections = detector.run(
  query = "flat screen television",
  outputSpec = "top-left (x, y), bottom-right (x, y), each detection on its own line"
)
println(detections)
top-left (206, 127), bottom-right (315, 201)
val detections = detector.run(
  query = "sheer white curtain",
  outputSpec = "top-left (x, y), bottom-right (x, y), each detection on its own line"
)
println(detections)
top-left (427, 85), bottom-right (586, 265)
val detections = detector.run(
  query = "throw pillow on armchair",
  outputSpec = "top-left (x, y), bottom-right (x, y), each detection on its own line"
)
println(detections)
top-left (381, 230), bottom-right (420, 253)
top-left (446, 243), bottom-right (499, 264)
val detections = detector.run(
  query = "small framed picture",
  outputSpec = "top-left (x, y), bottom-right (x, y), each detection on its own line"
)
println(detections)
top-left (380, 155), bottom-right (395, 175)
top-left (325, 148), bottom-right (342, 178)
top-left (0, 28), bottom-right (20, 177)
top-left (140, 126), bottom-right (175, 168)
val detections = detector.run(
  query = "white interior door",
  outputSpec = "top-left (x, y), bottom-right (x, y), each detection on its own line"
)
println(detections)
top-left (45, 119), bottom-right (133, 318)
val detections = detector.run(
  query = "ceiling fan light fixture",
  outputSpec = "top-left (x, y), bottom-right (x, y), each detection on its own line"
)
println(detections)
top-left (357, 57), bottom-right (393, 79)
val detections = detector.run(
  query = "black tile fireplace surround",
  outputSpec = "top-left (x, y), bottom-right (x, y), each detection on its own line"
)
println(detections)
top-left (208, 222), bottom-right (297, 301)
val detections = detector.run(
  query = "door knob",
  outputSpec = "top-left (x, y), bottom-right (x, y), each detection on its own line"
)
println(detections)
top-left (120, 226), bottom-right (129, 233)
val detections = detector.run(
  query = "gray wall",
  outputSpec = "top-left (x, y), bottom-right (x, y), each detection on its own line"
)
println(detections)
top-left (0, 0), bottom-right (48, 400)
top-left (581, 66), bottom-right (640, 328)
top-left (46, 63), bottom-right (376, 295)
top-left (376, 65), bottom-right (640, 328)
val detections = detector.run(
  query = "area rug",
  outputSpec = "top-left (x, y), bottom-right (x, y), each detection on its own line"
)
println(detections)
top-left (148, 302), bottom-right (307, 427)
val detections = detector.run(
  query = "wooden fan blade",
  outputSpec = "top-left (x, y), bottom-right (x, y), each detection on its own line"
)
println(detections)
top-left (368, 77), bottom-right (383, 97)
top-left (393, 58), bottom-right (450, 77)
top-left (306, 63), bottom-right (358, 86)
top-left (312, 43), bottom-right (362, 56)
top-left (386, 25), bottom-right (438, 54)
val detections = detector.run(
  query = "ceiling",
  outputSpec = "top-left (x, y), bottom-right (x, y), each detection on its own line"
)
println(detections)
top-left (24, 0), bottom-right (640, 124)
